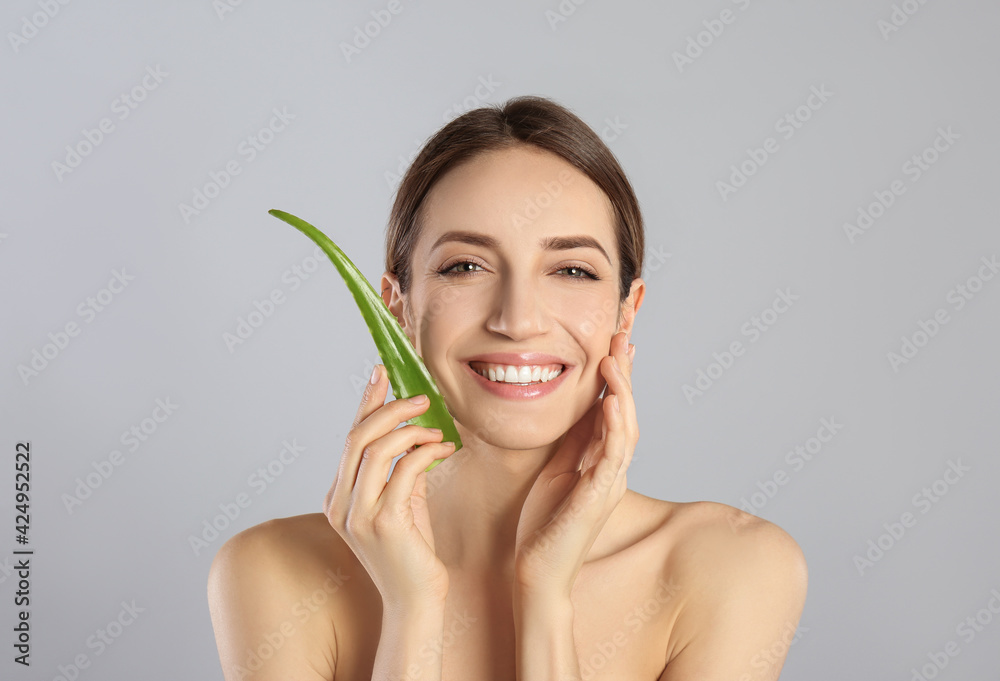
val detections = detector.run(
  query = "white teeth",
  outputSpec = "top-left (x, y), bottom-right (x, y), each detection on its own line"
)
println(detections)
top-left (479, 364), bottom-right (562, 384)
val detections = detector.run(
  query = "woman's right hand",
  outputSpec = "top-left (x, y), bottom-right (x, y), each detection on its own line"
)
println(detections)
top-left (323, 364), bottom-right (457, 608)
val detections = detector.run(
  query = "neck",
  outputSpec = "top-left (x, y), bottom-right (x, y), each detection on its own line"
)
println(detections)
top-left (425, 430), bottom-right (562, 579)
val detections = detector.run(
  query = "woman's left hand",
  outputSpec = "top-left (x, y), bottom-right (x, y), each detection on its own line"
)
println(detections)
top-left (513, 330), bottom-right (638, 597)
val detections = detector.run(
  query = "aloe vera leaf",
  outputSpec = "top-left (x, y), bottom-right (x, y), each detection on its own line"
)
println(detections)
top-left (268, 209), bottom-right (462, 472)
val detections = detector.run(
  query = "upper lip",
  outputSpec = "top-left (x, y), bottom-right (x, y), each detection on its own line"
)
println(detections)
top-left (464, 352), bottom-right (571, 368)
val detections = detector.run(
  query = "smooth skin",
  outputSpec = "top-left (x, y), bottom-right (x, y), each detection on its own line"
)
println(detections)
top-left (208, 145), bottom-right (808, 680)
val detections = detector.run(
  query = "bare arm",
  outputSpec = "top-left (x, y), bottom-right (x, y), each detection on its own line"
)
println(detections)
top-left (373, 599), bottom-right (448, 681)
top-left (207, 522), bottom-right (336, 681)
top-left (513, 586), bottom-right (580, 681)
top-left (658, 515), bottom-right (808, 681)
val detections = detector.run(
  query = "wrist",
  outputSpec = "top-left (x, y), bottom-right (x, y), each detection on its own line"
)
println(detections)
top-left (381, 592), bottom-right (449, 618)
top-left (514, 580), bottom-right (574, 614)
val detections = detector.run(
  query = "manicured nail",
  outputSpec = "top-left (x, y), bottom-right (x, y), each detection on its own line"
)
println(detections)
top-left (370, 365), bottom-right (380, 384)
top-left (409, 394), bottom-right (428, 404)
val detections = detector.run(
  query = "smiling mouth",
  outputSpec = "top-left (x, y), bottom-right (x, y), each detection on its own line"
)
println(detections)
top-left (467, 362), bottom-right (566, 385)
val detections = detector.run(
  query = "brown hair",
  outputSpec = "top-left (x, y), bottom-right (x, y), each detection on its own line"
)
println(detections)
top-left (385, 95), bottom-right (644, 313)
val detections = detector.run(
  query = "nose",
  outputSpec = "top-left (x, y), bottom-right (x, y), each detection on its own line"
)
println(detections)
top-left (484, 273), bottom-right (550, 340)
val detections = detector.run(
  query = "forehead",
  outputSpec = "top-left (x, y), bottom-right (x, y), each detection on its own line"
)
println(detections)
top-left (415, 146), bottom-right (616, 253)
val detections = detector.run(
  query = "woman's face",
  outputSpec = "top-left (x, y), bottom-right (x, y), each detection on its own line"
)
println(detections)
top-left (382, 145), bottom-right (643, 450)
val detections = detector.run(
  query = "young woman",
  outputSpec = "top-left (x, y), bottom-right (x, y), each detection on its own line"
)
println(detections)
top-left (208, 96), bottom-right (808, 681)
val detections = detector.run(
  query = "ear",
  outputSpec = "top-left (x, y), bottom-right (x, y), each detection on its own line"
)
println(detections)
top-left (380, 272), bottom-right (415, 345)
top-left (617, 277), bottom-right (646, 339)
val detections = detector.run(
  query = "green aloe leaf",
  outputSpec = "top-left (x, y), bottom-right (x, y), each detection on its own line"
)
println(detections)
top-left (268, 209), bottom-right (462, 472)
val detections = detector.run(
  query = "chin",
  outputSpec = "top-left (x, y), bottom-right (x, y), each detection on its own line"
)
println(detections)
top-left (453, 412), bottom-right (565, 451)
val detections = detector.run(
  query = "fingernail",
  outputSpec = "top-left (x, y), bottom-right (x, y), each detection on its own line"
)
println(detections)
top-left (614, 395), bottom-right (621, 412)
top-left (408, 394), bottom-right (428, 404)
top-left (629, 344), bottom-right (635, 361)
top-left (428, 427), bottom-right (442, 434)
top-left (370, 365), bottom-right (380, 385)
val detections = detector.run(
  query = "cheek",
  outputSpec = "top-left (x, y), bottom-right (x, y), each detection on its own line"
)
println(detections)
top-left (410, 290), bottom-right (469, 366)
top-left (555, 293), bottom-right (620, 359)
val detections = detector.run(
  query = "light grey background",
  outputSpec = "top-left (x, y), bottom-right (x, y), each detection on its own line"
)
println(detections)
top-left (2, 0), bottom-right (998, 679)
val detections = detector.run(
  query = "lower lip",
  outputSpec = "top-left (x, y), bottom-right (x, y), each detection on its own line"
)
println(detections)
top-left (464, 363), bottom-right (572, 400)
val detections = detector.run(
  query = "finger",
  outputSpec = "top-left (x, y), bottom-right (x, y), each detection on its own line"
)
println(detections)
top-left (578, 358), bottom-right (617, 473)
top-left (593, 393), bottom-right (629, 493)
top-left (596, 357), bottom-right (626, 432)
top-left (354, 420), bottom-right (443, 509)
top-left (613, 332), bottom-right (632, 389)
top-left (606, 353), bottom-right (636, 441)
top-left (332, 380), bottom-right (430, 522)
top-left (354, 364), bottom-right (389, 428)
top-left (327, 364), bottom-right (390, 521)
top-left (378, 440), bottom-right (456, 512)
top-left (539, 395), bottom-right (603, 481)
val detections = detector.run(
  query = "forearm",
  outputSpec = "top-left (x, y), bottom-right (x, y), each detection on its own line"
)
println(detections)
top-left (513, 586), bottom-right (580, 681)
top-left (372, 599), bottom-right (447, 681)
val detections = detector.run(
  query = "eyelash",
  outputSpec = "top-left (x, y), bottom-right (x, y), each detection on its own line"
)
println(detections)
top-left (437, 259), bottom-right (601, 281)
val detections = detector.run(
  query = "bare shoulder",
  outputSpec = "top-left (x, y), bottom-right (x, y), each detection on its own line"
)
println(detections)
top-left (207, 513), bottom-right (350, 681)
top-left (658, 500), bottom-right (807, 581)
top-left (211, 512), bottom-right (348, 588)
top-left (653, 500), bottom-right (809, 679)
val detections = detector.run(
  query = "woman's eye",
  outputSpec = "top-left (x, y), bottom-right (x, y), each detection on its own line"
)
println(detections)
top-left (560, 266), bottom-right (599, 280)
top-left (438, 261), bottom-right (599, 281)
top-left (439, 261), bottom-right (483, 276)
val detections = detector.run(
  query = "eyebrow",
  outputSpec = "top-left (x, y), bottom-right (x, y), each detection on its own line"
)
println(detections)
top-left (430, 230), bottom-right (612, 266)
